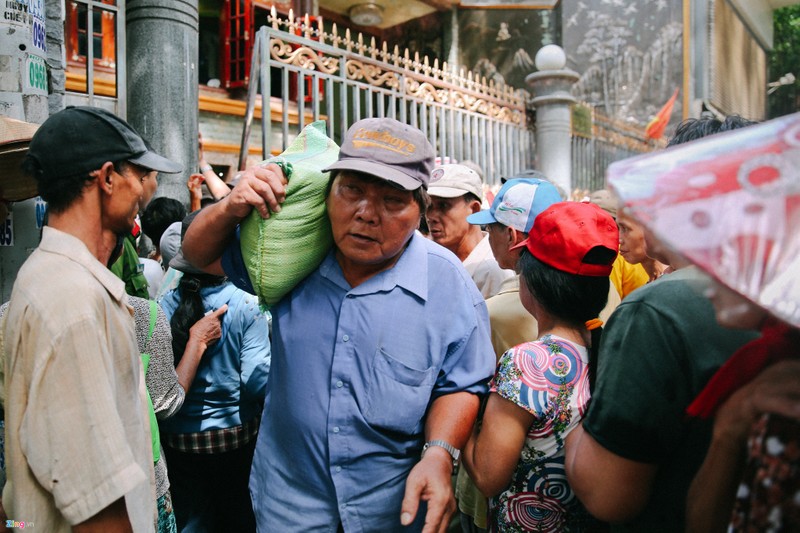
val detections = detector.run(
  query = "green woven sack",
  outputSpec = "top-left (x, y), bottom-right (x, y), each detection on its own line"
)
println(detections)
top-left (240, 121), bottom-right (339, 306)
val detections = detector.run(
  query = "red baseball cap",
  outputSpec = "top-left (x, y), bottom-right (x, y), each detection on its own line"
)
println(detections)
top-left (511, 201), bottom-right (619, 276)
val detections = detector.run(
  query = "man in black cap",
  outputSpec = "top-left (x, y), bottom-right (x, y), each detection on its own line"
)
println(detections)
top-left (2, 106), bottom-right (181, 532)
top-left (182, 117), bottom-right (494, 532)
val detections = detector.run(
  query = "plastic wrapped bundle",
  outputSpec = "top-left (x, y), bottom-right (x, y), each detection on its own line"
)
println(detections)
top-left (240, 121), bottom-right (339, 306)
top-left (607, 112), bottom-right (800, 328)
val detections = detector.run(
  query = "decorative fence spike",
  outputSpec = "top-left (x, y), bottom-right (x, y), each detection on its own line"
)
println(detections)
top-left (270, 5), bottom-right (279, 29)
top-left (393, 45), bottom-right (401, 66)
top-left (331, 23), bottom-right (339, 48)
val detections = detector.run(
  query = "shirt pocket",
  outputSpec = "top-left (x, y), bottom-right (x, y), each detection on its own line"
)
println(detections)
top-left (364, 347), bottom-right (437, 435)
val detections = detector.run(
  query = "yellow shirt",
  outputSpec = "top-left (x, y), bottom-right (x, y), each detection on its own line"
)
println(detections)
top-left (3, 227), bottom-right (156, 532)
top-left (610, 254), bottom-right (649, 299)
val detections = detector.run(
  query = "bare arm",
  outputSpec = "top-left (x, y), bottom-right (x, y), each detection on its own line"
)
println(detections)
top-left (198, 136), bottom-right (232, 201)
top-left (400, 391), bottom-right (481, 533)
top-left (686, 360), bottom-right (800, 533)
top-left (72, 498), bottom-right (132, 533)
top-left (461, 392), bottom-right (533, 497)
top-left (564, 423), bottom-right (657, 523)
top-left (198, 160), bottom-right (232, 201)
top-left (187, 173), bottom-right (204, 213)
top-left (175, 305), bottom-right (227, 393)
top-left (181, 164), bottom-right (288, 275)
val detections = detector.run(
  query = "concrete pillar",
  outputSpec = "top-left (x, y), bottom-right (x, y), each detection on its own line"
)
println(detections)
top-left (45, 0), bottom-right (65, 114)
top-left (0, 1), bottom-right (50, 301)
top-left (126, 0), bottom-right (198, 207)
top-left (0, 0), bottom-right (49, 123)
top-left (525, 45), bottom-right (579, 196)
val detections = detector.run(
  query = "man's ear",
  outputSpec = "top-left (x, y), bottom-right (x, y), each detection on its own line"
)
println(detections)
top-left (508, 227), bottom-right (526, 250)
top-left (94, 161), bottom-right (115, 194)
top-left (469, 199), bottom-right (482, 214)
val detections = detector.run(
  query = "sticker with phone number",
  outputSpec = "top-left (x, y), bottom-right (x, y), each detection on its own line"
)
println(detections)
top-left (0, 211), bottom-right (13, 246)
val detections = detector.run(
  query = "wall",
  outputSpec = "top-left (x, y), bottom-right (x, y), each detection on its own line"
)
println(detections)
top-left (563, 0), bottom-right (684, 132)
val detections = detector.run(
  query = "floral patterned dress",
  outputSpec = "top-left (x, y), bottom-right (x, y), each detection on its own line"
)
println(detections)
top-left (730, 413), bottom-right (800, 532)
top-left (488, 334), bottom-right (598, 533)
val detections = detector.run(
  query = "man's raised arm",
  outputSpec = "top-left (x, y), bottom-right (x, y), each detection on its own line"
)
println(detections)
top-left (182, 164), bottom-right (287, 274)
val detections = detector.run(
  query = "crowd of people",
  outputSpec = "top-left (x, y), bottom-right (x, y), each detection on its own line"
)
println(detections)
top-left (0, 103), bottom-right (797, 533)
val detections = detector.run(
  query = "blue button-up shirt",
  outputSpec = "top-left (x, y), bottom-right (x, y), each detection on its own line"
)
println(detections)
top-left (159, 281), bottom-right (271, 433)
top-left (237, 233), bottom-right (494, 532)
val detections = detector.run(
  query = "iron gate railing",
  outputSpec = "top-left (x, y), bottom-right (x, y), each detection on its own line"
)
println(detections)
top-left (239, 9), bottom-right (533, 185)
top-left (571, 107), bottom-right (658, 194)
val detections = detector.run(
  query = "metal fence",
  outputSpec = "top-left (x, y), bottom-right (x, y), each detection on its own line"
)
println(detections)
top-left (239, 9), bottom-right (662, 192)
top-left (571, 107), bottom-right (660, 195)
top-left (239, 9), bottom-right (533, 185)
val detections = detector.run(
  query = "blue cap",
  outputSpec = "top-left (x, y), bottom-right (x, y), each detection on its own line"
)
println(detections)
top-left (467, 178), bottom-right (561, 233)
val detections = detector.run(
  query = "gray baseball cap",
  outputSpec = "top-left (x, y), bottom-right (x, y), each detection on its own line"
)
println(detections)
top-left (322, 118), bottom-right (434, 190)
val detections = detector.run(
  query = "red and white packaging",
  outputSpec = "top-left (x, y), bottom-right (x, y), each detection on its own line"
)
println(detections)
top-left (607, 112), bottom-right (800, 328)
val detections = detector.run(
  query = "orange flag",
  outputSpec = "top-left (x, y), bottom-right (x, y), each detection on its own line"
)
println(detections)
top-left (645, 88), bottom-right (680, 140)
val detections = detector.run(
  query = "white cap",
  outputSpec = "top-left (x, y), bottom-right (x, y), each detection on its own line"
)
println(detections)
top-left (427, 164), bottom-right (483, 200)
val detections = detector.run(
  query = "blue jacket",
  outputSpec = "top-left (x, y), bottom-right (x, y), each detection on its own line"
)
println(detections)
top-left (159, 281), bottom-right (270, 433)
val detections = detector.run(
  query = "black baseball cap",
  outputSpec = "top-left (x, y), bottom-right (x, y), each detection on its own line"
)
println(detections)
top-left (26, 106), bottom-right (182, 179)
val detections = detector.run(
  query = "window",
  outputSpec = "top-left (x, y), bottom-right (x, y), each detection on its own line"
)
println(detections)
top-left (221, 0), bottom-right (253, 89)
top-left (199, 0), bottom-right (223, 85)
top-left (64, 0), bottom-right (124, 106)
top-left (218, 1), bottom-right (301, 90)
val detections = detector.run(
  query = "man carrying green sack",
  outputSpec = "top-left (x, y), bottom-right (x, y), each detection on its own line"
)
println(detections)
top-left (182, 117), bottom-right (495, 532)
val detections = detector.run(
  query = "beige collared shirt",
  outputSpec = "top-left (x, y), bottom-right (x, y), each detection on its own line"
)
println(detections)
top-left (463, 233), bottom-right (516, 299)
top-left (485, 275), bottom-right (539, 359)
top-left (2, 227), bottom-right (155, 532)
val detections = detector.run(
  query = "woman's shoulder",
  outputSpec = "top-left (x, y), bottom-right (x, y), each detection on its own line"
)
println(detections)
top-left (206, 283), bottom-right (266, 324)
top-left (496, 336), bottom-right (587, 384)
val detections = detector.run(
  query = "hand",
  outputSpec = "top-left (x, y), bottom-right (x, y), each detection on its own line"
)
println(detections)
top-left (400, 447), bottom-right (456, 533)
top-left (223, 163), bottom-right (288, 220)
top-left (188, 172), bottom-right (205, 199)
top-left (188, 304), bottom-right (228, 351)
top-left (714, 359), bottom-right (800, 444)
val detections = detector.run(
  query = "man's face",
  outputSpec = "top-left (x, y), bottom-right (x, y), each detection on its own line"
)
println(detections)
top-left (617, 212), bottom-right (648, 265)
top-left (326, 171), bottom-right (420, 276)
top-left (103, 162), bottom-right (147, 235)
top-left (139, 170), bottom-right (158, 211)
top-left (426, 195), bottom-right (476, 251)
top-left (486, 222), bottom-right (518, 271)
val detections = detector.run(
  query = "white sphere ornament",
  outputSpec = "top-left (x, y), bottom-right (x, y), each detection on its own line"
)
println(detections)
top-left (535, 45), bottom-right (567, 71)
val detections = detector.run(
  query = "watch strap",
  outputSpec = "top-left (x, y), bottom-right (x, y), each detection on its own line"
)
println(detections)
top-left (422, 439), bottom-right (460, 469)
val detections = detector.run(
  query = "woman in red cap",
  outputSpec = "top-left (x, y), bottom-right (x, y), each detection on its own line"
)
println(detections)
top-left (461, 201), bottom-right (618, 532)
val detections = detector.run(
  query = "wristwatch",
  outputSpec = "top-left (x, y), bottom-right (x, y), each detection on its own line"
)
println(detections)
top-left (421, 440), bottom-right (460, 469)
